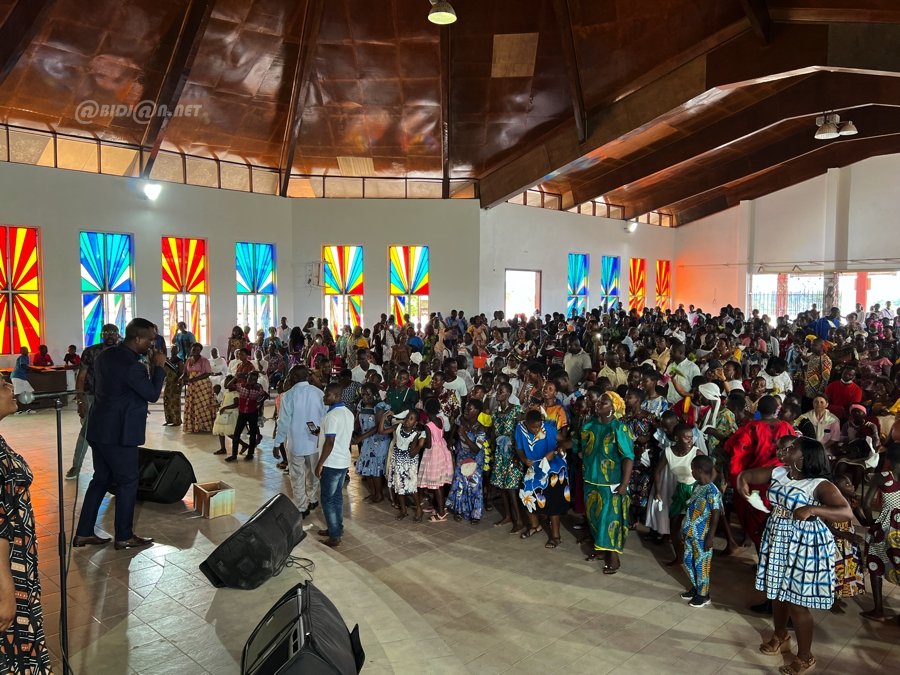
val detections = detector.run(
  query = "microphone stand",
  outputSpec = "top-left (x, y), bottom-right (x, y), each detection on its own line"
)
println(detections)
top-left (21, 390), bottom-right (76, 674)
top-left (53, 395), bottom-right (72, 675)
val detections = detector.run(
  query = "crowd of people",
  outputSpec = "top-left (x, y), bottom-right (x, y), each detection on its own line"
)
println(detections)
top-left (45, 301), bottom-right (900, 675)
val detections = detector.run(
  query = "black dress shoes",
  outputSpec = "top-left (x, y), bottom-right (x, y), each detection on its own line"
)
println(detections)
top-left (72, 535), bottom-right (111, 547)
top-left (114, 535), bottom-right (154, 550)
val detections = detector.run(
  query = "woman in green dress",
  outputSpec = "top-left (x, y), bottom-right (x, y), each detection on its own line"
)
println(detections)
top-left (490, 382), bottom-right (524, 532)
top-left (577, 391), bottom-right (634, 574)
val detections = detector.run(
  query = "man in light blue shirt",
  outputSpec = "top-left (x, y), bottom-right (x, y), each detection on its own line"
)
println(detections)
top-left (274, 366), bottom-right (325, 517)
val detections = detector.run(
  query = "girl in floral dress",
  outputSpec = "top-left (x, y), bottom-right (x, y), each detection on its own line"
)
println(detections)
top-left (418, 398), bottom-right (454, 522)
top-left (354, 384), bottom-right (392, 503)
top-left (380, 409), bottom-right (426, 520)
top-left (490, 383), bottom-right (523, 532)
top-left (446, 400), bottom-right (490, 523)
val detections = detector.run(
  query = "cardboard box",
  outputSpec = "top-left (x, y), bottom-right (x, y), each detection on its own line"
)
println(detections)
top-left (193, 481), bottom-right (235, 519)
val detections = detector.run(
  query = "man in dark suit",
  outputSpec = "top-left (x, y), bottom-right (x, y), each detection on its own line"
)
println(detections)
top-left (74, 318), bottom-right (166, 550)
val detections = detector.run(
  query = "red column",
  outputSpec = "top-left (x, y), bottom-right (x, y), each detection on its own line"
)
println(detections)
top-left (856, 272), bottom-right (868, 311)
top-left (775, 273), bottom-right (788, 317)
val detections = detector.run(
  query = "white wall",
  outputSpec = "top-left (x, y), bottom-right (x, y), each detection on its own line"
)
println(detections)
top-left (0, 162), bottom-right (292, 361)
top-left (290, 199), bottom-right (481, 323)
top-left (674, 154), bottom-right (900, 310)
top-left (480, 203), bottom-right (677, 314)
top-left (673, 204), bottom-right (748, 313)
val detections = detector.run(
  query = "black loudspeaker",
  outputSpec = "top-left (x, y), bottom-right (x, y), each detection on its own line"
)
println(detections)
top-left (241, 581), bottom-right (364, 675)
top-left (200, 493), bottom-right (306, 590)
top-left (135, 448), bottom-right (196, 503)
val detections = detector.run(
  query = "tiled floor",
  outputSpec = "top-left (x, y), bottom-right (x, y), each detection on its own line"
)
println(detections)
top-left (8, 402), bottom-right (899, 674)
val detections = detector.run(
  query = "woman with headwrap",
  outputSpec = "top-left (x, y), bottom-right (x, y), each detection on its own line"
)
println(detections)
top-left (575, 390), bottom-right (634, 574)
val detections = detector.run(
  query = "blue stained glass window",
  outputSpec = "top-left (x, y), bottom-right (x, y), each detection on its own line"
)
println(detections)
top-left (80, 232), bottom-right (135, 346)
top-left (236, 242), bottom-right (276, 335)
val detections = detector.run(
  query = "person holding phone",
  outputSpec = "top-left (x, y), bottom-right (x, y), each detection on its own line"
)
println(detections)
top-left (273, 366), bottom-right (326, 517)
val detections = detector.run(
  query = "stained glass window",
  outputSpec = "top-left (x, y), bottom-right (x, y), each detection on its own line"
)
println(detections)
top-left (566, 253), bottom-right (589, 317)
top-left (389, 245), bottom-right (429, 327)
top-left (80, 232), bottom-right (134, 347)
top-left (323, 245), bottom-right (364, 329)
top-left (236, 242), bottom-right (276, 336)
top-left (162, 236), bottom-right (209, 344)
top-left (600, 255), bottom-right (620, 310)
top-left (0, 226), bottom-right (42, 354)
top-left (629, 257), bottom-right (646, 312)
top-left (655, 259), bottom-right (672, 310)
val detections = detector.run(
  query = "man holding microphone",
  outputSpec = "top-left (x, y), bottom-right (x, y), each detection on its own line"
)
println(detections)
top-left (73, 318), bottom-right (166, 550)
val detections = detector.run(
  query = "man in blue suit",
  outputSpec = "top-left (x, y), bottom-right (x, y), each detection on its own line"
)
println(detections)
top-left (74, 318), bottom-right (166, 550)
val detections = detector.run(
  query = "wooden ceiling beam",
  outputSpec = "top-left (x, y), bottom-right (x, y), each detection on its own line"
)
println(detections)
top-left (673, 131), bottom-right (900, 225)
top-left (278, 0), bottom-right (325, 198)
top-left (570, 71), bottom-right (900, 205)
top-left (140, 0), bottom-right (214, 179)
top-left (478, 21), bottom-right (900, 209)
top-left (769, 0), bottom-right (900, 24)
top-left (551, 0), bottom-right (587, 144)
top-left (739, 0), bottom-right (772, 43)
top-left (0, 0), bottom-right (54, 85)
top-left (629, 106), bottom-right (900, 218)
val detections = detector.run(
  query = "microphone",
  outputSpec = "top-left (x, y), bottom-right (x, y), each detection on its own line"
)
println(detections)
top-left (17, 390), bottom-right (78, 404)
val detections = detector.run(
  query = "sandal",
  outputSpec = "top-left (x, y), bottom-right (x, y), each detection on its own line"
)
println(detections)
top-left (395, 512), bottom-right (408, 521)
top-left (545, 538), bottom-right (560, 549)
top-left (759, 633), bottom-right (791, 655)
top-left (429, 513), bottom-right (448, 522)
top-left (585, 552), bottom-right (602, 562)
top-left (778, 656), bottom-right (816, 675)
top-left (413, 512), bottom-right (424, 523)
top-left (214, 449), bottom-right (226, 455)
top-left (520, 526), bottom-right (541, 539)
top-left (602, 565), bottom-right (620, 575)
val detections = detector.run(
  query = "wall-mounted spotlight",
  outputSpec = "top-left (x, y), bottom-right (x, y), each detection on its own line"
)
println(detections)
top-left (142, 182), bottom-right (163, 201)
top-left (625, 220), bottom-right (638, 233)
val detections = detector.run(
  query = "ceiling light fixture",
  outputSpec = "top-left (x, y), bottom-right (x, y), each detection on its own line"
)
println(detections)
top-left (428, 0), bottom-right (457, 25)
top-left (814, 112), bottom-right (856, 140)
top-left (625, 220), bottom-right (638, 233)
top-left (839, 120), bottom-right (858, 136)
top-left (142, 182), bottom-right (162, 201)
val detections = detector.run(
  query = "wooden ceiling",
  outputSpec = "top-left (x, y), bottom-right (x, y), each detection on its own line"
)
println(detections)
top-left (1, 0), bottom-right (899, 223)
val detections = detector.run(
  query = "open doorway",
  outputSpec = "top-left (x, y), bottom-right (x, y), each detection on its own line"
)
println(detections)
top-left (505, 269), bottom-right (541, 318)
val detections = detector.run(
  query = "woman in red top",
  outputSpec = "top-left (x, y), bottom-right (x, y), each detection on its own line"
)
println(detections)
top-left (726, 395), bottom-right (797, 550)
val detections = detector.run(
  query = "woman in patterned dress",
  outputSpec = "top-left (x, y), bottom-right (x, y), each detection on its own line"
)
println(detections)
top-left (578, 391), bottom-right (634, 573)
top-left (489, 382), bottom-right (523, 532)
top-left (353, 384), bottom-right (392, 503)
top-left (182, 343), bottom-right (216, 433)
top-left (162, 344), bottom-right (183, 426)
top-left (861, 442), bottom-right (900, 623)
top-left (623, 387), bottom-right (654, 528)
top-left (516, 408), bottom-right (569, 548)
top-left (827, 475), bottom-right (865, 613)
top-left (0, 381), bottom-right (52, 673)
top-left (445, 400), bottom-right (490, 524)
top-left (738, 436), bottom-right (852, 675)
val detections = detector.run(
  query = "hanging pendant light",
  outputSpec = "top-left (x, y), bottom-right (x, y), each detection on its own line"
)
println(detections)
top-left (428, 0), bottom-right (457, 25)
top-left (839, 121), bottom-right (858, 136)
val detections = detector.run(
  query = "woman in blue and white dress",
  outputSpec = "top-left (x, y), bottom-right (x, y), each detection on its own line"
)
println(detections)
top-left (737, 436), bottom-right (852, 675)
